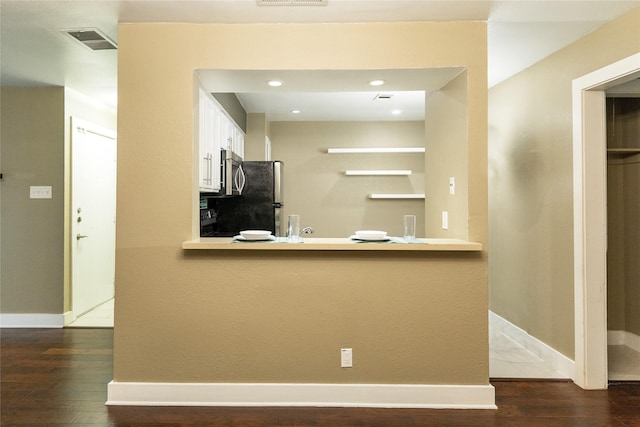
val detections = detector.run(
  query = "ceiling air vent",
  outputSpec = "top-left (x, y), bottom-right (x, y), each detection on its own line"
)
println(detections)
top-left (62, 28), bottom-right (117, 51)
top-left (257, 0), bottom-right (328, 6)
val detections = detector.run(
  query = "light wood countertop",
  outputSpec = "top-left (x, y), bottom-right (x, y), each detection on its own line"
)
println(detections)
top-left (182, 237), bottom-right (482, 251)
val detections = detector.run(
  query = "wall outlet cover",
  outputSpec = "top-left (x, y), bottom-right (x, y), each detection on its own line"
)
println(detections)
top-left (341, 348), bottom-right (352, 368)
top-left (30, 186), bottom-right (52, 199)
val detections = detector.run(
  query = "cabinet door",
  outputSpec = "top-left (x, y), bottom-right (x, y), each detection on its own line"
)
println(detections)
top-left (207, 97), bottom-right (221, 191)
top-left (235, 128), bottom-right (245, 159)
top-left (198, 89), bottom-right (220, 192)
top-left (198, 88), bottom-right (209, 191)
top-left (222, 114), bottom-right (234, 152)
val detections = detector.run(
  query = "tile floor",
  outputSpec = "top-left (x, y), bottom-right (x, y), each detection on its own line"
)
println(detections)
top-left (66, 301), bottom-right (639, 381)
top-left (608, 344), bottom-right (640, 381)
top-left (66, 298), bottom-right (114, 327)
top-left (489, 324), bottom-right (567, 379)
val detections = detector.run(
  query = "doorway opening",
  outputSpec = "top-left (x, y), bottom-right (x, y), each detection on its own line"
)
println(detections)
top-left (66, 117), bottom-right (116, 328)
top-left (572, 53), bottom-right (640, 389)
top-left (605, 94), bottom-right (640, 381)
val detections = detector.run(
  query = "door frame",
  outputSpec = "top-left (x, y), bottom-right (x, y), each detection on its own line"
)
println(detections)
top-left (572, 52), bottom-right (640, 389)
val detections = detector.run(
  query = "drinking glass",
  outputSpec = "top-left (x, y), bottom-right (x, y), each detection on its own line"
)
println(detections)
top-left (287, 214), bottom-right (301, 243)
top-left (403, 214), bottom-right (416, 242)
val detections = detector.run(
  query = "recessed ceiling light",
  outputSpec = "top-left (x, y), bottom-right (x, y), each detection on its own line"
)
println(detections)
top-left (267, 80), bottom-right (283, 87)
top-left (369, 80), bottom-right (385, 86)
top-left (290, 109), bottom-right (301, 114)
top-left (392, 110), bottom-right (402, 115)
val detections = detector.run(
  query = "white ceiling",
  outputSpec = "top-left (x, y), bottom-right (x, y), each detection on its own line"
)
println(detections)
top-left (198, 68), bottom-right (465, 121)
top-left (2, 0), bottom-right (638, 121)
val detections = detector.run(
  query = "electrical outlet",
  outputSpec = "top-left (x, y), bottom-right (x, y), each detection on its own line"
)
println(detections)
top-left (30, 186), bottom-right (52, 199)
top-left (341, 348), bottom-right (352, 368)
top-left (442, 211), bottom-right (449, 230)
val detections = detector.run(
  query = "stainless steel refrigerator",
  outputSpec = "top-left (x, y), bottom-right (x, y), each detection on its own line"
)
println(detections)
top-left (208, 161), bottom-right (284, 237)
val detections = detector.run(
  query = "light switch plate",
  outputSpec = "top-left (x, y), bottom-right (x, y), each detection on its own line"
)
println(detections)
top-left (449, 177), bottom-right (455, 195)
top-left (30, 186), bottom-right (52, 199)
top-left (442, 211), bottom-right (449, 230)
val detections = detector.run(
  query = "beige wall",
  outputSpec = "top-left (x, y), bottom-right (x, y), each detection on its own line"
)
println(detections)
top-left (270, 121), bottom-right (425, 238)
top-left (607, 159), bottom-right (626, 331)
top-left (116, 21), bottom-right (487, 384)
top-left (1, 87), bottom-right (66, 314)
top-left (488, 7), bottom-right (640, 358)
top-left (623, 160), bottom-right (640, 336)
top-left (426, 71), bottom-right (470, 239)
top-left (244, 113), bottom-right (268, 161)
top-left (0, 86), bottom-right (117, 317)
top-left (608, 156), bottom-right (640, 336)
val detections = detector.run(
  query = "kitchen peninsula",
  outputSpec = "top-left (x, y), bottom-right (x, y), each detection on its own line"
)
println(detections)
top-left (183, 237), bottom-right (482, 251)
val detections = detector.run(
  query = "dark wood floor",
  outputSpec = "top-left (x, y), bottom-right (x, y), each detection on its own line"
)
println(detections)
top-left (1, 328), bottom-right (639, 426)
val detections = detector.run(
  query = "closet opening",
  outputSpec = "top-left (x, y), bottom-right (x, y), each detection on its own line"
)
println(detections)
top-left (606, 92), bottom-right (640, 382)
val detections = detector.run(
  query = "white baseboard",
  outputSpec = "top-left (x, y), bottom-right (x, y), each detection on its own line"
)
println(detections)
top-left (0, 313), bottom-right (64, 328)
top-left (608, 330), bottom-right (640, 353)
top-left (63, 311), bottom-right (76, 326)
top-left (107, 382), bottom-right (496, 409)
top-left (489, 311), bottom-right (575, 380)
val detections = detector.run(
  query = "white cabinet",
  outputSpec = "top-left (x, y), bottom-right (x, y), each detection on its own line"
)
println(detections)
top-left (232, 126), bottom-right (244, 159)
top-left (219, 114), bottom-right (244, 159)
top-left (198, 88), bottom-right (221, 192)
top-left (198, 89), bottom-right (245, 192)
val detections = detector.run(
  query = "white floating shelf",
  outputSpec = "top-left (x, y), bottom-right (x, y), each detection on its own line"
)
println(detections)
top-left (327, 147), bottom-right (425, 154)
top-left (369, 193), bottom-right (425, 199)
top-left (345, 170), bottom-right (412, 176)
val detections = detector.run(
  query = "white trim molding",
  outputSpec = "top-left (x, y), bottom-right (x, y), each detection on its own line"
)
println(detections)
top-left (0, 313), bottom-right (64, 328)
top-left (608, 330), bottom-right (640, 353)
top-left (489, 311), bottom-right (575, 380)
top-left (572, 52), bottom-right (640, 390)
top-left (107, 382), bottom-right (496, 409)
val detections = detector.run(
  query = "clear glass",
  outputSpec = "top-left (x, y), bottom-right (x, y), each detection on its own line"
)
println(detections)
top-left (287, 214), bottom-right (301, 243)
top-left (403, 214), bottom-right (416, 242)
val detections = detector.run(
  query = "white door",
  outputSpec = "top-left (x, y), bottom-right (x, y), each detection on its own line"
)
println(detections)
top-left (71, 117), bottom-right (117, 318)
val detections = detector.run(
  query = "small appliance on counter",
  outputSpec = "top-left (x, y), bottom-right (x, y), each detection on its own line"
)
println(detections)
top-left (200, 160), bottom-right (284, 237)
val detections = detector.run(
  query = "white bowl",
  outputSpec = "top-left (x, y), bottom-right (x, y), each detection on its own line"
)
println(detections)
top-left (354, 230), bottom-right (387, 240)
top-left (240, 230), bottom-right (272, 240)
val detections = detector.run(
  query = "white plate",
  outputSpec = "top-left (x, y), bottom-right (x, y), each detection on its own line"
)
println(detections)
top-left (234, 235), bottom-right (275, 242)
top-left (354, 230), bottom-right (387, 240)
top-left (239, 230), bottom-right (273, 240)
top-left (350, 235), bottom-right (390, 242)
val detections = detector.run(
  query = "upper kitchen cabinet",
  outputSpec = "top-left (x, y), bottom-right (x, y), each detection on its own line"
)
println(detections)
top-left (220, 113), bottom-right (244, 159)
top-left (198, 88), bottom-right (245, 192)
top-left (198, 87), bottom-right (221, 192)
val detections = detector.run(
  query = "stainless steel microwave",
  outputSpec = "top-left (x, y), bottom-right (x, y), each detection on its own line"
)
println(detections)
top-left (220, 149), bottom-right (245, 196)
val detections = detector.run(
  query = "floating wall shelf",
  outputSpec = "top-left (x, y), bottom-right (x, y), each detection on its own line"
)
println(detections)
top-left (327, 147), bottom-right (425, 154)
top-left (369, 194), bottom-right (425, 199)
top-left (607, 148), bottom-right (640, 157)
top-left (345, 170), bottom-right (412, 176)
